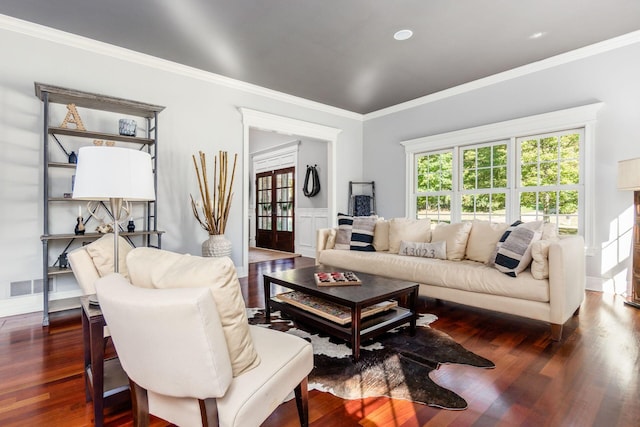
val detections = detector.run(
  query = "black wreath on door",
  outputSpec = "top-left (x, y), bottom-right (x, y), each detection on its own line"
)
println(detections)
top-left (303, 164), bottom-right (321, 197)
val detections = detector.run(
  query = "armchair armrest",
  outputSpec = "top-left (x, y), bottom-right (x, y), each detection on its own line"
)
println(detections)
top-left (68, 247), bottom-right (101, 295)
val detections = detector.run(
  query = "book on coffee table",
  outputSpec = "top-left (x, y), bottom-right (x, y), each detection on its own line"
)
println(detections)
top-left (274, 290), bottom-right (397, 325)
top-left (314, 271), bottom-right (362, 286)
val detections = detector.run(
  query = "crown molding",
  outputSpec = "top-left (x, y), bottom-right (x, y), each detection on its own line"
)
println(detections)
top-left (401, 102), bottom-right (604, 153)
top-left (0, 14), bottom-right (363, 121)
top-left (365, 30), bottom-right (640, 121)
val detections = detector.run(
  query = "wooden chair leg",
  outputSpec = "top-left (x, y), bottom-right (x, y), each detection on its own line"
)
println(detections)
top-left (294, 377), bottom-right (309, 427)
top-left (198, 398), bottom-right (219, 427)
top-left (129, 379), bottom-right (150, 427)
top-left (550, 323), bottom-right (563, 341)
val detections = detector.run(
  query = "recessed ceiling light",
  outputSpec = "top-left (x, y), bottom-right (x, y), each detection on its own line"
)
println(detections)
top-left (394, 29), bottom-right (413, 41)
top-left (529, 31), bottom-right (547, 39)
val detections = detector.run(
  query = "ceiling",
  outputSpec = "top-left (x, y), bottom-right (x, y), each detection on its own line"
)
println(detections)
top-left (2, 0), bottom-right (640, 114)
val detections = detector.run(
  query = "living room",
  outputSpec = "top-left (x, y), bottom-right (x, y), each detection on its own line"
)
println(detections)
top-left (1, 2), bottom-right (640, 426)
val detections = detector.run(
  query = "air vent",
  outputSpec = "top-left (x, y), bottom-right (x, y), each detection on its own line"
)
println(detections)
top-left (10, 280), bottom-right (31, 297)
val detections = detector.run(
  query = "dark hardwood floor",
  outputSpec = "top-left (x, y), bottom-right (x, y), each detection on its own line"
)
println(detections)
top-left (1, 256), bottom-right (639, 426)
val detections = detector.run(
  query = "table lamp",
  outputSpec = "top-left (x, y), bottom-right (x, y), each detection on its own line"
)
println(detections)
top-left (73, 146), bottom-right (156, 273)
top-left (617, 157), bottom-right (640, 308)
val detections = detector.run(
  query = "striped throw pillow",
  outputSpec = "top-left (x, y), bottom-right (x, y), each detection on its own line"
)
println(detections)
top-left (334, 213), bottom-right (353, 250)
top-left (350, 216), bottom-right (377, 251)
top-left (491, 220), bottom-right (543, 277)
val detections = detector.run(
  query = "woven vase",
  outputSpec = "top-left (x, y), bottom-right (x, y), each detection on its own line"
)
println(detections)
top-left (202, 234), bottom-right (232, 257)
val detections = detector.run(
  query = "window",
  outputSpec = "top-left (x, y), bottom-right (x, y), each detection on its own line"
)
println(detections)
top-left (402, 103), bottom-right (601, 249)
top-left (461, 142), bottom-right (508, 223)
top-left (415, 150), bottom-right (452, 223)
top-left (518, 130), bottom-right (582, 235)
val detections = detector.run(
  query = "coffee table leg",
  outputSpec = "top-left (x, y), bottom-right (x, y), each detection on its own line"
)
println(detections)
top-left (263, 276), bottom-right (271, 323)
top-left (351, 306), bottom-right (362, 361)
top-left (409, 287), bottom-right (418, 336)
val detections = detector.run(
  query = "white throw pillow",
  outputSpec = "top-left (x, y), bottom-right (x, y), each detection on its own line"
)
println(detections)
top-left (373, 220), bottom-right (390, 251)
top-left (85, 233), bottom-right (133, 279)
top-left (388, 218), bottom-right (431, 254)
top-left (465, 220), bottom-right (510, 264)
top-left (126, 247), bottom-right (260, 377)
top-left (398, 240), bottom-right (446, 259)
top-left (531, 239), bottom-right (552, 279)
top-left (491, 221), bottom-right (543, 277)
top-left (542, 222), bottom-right (559, 240)
top-left (431, 222), bottom-right (472, 261)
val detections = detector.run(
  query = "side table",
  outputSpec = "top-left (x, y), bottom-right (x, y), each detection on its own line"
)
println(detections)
top-left (81, 296), bottom-right (130, 427)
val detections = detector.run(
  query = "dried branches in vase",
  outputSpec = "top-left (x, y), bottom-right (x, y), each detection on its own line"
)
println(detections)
top-left (190, 150), bottom-right (238, 235)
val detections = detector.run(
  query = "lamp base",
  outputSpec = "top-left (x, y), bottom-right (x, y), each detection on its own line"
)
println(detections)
top-left (624, 299), bottom-right (640, 309)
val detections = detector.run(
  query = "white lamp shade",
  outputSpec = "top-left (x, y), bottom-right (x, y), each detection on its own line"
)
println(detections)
top-left (618, 158), bottom-right (640, 191)
top-left (73, 146), bottom-right (156, 201)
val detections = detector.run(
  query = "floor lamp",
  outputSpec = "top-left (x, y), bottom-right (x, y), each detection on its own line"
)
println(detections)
top-left (73, 146), bottom-right (156, 273)
top-left (617, 157), bottom-right (640, 309)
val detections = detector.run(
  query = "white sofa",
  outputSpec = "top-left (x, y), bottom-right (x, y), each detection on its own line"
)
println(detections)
top-left (316, 218), bottom-right (585, 340)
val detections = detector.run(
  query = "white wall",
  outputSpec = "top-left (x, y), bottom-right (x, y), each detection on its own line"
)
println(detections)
top-left (0, 17), bottom-right (363, 316)
top-left (363, 38), bottom-right (640, 292)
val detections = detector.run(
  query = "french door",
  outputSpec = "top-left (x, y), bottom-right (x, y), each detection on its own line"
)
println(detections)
top-left (256, 167), bottom-right (295, 252)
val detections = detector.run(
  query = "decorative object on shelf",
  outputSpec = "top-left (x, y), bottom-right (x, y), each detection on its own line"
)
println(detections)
top-left (95, 223), bottom-right (114, 234)
top-left (58, 252), bottom-right (68, 269)
top-left (303, 164), bottom-right (321, 197)
top-left (105, 140), bottom-right (115, 146)
top-left (68, 151), bottom-right (77, 164)
top-left (127, 219), bottom-right (135, 233)
top-left (190, 150), bottom-right (238, 257)
top-left (86, 200), bottom-right (130, 233)
top-left (73, 146), bottom-right (156, 273)
top-left (118, 118), bottom-right (137, 136)
top-left (617, 157), bottom-right (640, 309)
top-left (93, 139), bottom-right (104, 146)
top-left (59, 103), bottom-right (86, 130)
top-left (74, 216), bottom-right (85, 235)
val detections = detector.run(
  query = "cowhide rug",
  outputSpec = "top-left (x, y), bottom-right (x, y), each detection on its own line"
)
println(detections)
top-left (247, 308), bottom-right (494, 410)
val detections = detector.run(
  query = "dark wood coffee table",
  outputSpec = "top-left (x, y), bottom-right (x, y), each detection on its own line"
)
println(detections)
top-left (263, 264), bottom-right (419, 361)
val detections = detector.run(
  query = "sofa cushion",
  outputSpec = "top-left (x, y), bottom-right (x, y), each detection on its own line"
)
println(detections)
top-left (126, 248), bottom-right (260, 377)
top-left (431, 222), bottom-right (472, 261)
top-left (373, 219), bottom-right (390, 251)
top-left (399, 240), bottom-right (446, 259)
top-left (388, 218), bottom-right (431, 254)
top-left (350, 216), bottom-right (377, 251)
top-left (325, 228), bottom-right (337, 249)
top-left (85, 233), bottom-right (133, 279)
top-left (465, 220), bottom-right (510, 264)
top-left (492, 221), bottom-right (543, 277)
top-left (318, 249), bottom-right (549, 302)
top-left (542, 222), bottom-right (559, 240)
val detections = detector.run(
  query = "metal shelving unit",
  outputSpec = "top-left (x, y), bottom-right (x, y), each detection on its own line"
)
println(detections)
top-left (35, 82), bottom-right (166, 326)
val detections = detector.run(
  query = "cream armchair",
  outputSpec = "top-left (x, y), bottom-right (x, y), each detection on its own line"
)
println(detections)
top-left (96, 273), bottom-right (313, 427)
